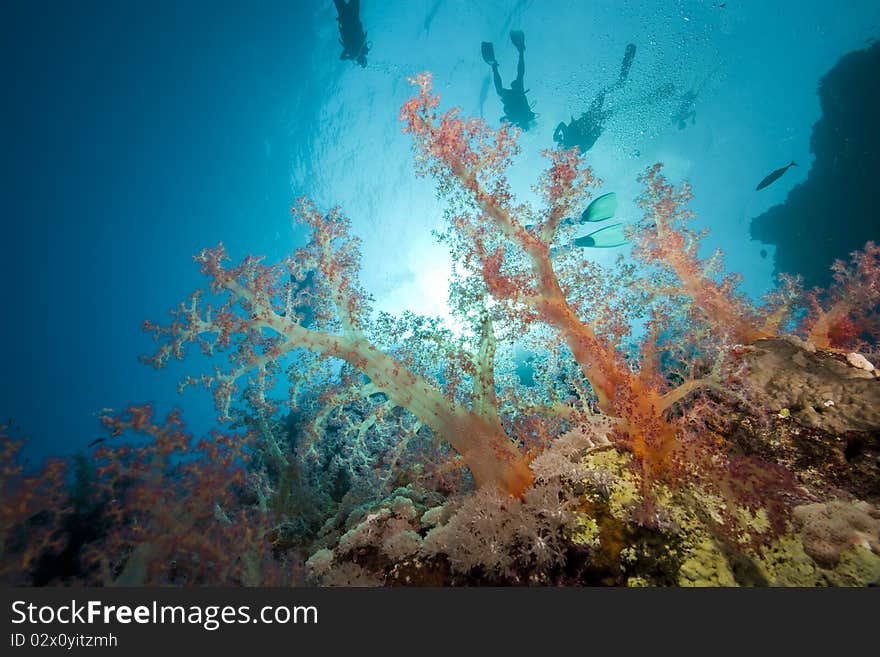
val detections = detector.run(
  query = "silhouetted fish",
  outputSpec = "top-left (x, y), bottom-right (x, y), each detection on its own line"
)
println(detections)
top-left (756, 161), bottom-right (797, 190)
top-left (87, 437), bottom-right (106, 448)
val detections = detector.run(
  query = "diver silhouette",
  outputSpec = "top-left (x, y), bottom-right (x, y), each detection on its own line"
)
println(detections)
top-left (481, 30), bottom-right (536, 130)
top-left (334, 0), bottom-right (370, 67)
top-left (554, 44), bottom-right (636, 153)
top-left (554, 92), bottom-right (612, 154)
top-left (554, 44), bottom-right (676, 154)
top-left (672, 90), bottom-right (697, 129)
top-left (671, 65), bottom-right (721, 130)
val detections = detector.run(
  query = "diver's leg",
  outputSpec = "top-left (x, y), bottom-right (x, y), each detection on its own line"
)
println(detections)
top-left (492, 64), bottom-right (504, 95)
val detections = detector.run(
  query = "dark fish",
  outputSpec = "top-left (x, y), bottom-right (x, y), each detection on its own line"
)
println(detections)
top-left (756, 161), bottom-right (797, 191)
top-left (87, 437), bottom-right (107, 448)
top-left (760, 248), bottom-right (767, 259)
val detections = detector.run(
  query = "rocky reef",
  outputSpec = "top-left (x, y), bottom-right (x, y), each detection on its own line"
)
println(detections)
top-left (751, 42), bottom-right (880, 289)
top-left (304, 339), bottom-right (880, 587)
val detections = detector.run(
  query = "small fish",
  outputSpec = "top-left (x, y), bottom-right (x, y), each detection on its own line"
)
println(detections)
top-left (580, 192), bottom-right (618, 224)
top-left (572, 223), bottom-right (628, 248)
top-left (87, 437), bottom-right (107, 448)
top-left (755, 161), bottom-right (797, 191)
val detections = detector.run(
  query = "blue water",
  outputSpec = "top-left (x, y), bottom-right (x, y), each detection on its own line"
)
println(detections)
top-left (2, 0), bottom-right (878, 462)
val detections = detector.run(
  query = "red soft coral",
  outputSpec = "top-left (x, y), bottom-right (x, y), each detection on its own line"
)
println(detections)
top-left (805, 241), bottom-right (880, 350)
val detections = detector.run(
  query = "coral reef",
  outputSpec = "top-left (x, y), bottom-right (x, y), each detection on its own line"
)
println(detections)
top-left (1, 408), bottom-right (303, 586)
top-left (793, 500), bottom-right (880, 567)
top-left (738, 337), bottom-right (880, 434)
top-left (3, 72), bottom-right (879, 587)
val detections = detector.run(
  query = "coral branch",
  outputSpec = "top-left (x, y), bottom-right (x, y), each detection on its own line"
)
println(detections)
top-left (402, 72), bottom-right (627, 410)
top-left (144, 199), bottom-right (532, 495)
top-left (805, 241), bottom-right (879, 349)
top-left (399, 72), bottom-right (803, 537)
top-left (633, 164), bottom-right (768, 344)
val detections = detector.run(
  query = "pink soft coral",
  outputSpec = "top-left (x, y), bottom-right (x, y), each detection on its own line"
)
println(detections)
top-left (144, 72), bottom-right (870, 542)
top-left (805, 241), bottom-right (880, 349)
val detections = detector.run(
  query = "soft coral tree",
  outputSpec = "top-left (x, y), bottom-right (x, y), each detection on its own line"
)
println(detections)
top-left (0, 409), bottom-right (290, 585)
top-left (399, 73), bottom-right (804, 530)
top-left (144, 199), bottom-right (533, 496)
top-left (803, 241), bottom-right (880, 350)
top-left (87, 406), bottom-right (284, 585)
top-left (146, 71), bottom-right (874, 541)
top-left (0, 431), bottom-right (68, 584)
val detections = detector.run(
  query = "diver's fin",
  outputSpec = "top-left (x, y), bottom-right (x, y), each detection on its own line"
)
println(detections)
top-left (510, 30), bottom-right (525, 51)
top-left (580, 192), bottom-right (618, 223)
top-left (481, 41), bottom-right (496, 65)
top-left (572, 223), bottom-right (628, 248)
